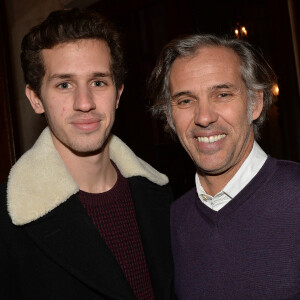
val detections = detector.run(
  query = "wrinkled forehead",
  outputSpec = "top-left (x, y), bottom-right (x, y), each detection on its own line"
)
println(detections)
top-left (172, 46), bottom-right (241, 73)
top-left (169, 46), bottom-right (244, 91)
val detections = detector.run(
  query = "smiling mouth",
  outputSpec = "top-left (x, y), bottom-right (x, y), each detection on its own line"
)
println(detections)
top-left (196, 134), bottom-right (226, 143)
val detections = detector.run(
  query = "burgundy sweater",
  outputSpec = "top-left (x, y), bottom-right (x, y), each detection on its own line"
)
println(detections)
top-left (171, 157), bottom-right (300, 299)
top-left (79, 166), bottom-right (154, 300)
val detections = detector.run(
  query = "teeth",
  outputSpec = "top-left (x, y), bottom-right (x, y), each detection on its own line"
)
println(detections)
top-left (197, 134), bottom-right (226, 143)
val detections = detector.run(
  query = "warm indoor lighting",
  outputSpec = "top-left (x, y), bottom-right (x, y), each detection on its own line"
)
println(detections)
top-left (234, 25), bottom-right (248, 38)
top-left (241, 26), bottom-right (247, 36)
top-left (272, 84), bottom-right (279, 96)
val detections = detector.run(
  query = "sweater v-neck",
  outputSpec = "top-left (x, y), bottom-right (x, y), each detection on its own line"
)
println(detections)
top-left (194, 156), bottom-right (278, 225)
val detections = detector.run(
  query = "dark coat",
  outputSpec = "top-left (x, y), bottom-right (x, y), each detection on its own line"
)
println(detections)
top-left (0, 129), bottom-right (174, 300)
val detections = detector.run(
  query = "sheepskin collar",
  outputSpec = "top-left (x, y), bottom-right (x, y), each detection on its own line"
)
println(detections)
top-left (7, 127), bottom-right (168, 226)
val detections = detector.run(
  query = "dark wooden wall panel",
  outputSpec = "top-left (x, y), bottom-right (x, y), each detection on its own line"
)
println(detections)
top-left (0, 1), bottom-right (17, 183)
top-left (89, 0), bottom-right (300, 197)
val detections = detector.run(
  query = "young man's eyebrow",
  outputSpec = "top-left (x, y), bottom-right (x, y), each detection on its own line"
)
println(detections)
top-left (92, 72), bottom-right (112, 78)
top-left (47, 72), bottom-right (112, 82)
top-left (47, 74), bottom-right (72, 82)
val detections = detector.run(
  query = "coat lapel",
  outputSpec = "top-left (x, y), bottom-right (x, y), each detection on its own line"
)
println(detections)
top-left (129, 177), bottom-right (174, 299)
top-left (24, 194), bottom-right (136, 300)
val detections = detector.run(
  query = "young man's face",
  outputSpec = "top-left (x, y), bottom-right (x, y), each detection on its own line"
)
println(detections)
top-left (169, 46), bottom-right (263, 178)
top-left (26, 39), bottom-right (123, 155)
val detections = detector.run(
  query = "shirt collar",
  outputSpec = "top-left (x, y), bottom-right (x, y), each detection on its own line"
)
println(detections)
top-left (196, 141), bottom-right (267, 210)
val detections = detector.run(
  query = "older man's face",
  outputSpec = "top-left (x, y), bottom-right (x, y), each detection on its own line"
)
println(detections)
top-left (169, 46), bottom-right (262, 178)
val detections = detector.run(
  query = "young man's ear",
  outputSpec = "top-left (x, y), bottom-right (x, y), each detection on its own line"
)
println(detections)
top-left (115, 84), bottom-right (124, 109)
top-left (25, 85), bottom-right (45, 114)
top-left (252, 90), bottom-right (264, 121)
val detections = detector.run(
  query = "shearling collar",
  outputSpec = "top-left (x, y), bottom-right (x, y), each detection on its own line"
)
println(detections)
top-left (7, 127), bottom-right (168, 226)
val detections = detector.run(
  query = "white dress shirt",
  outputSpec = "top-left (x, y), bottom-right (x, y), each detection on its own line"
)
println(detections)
top-left (196, 141), bottom-right (267, 211)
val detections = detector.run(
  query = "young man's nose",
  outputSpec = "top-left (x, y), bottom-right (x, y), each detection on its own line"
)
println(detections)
top-left (73, 86), bottom-right (96, 112)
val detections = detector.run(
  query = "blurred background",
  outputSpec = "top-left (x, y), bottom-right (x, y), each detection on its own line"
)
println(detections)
top-left (1, 0), bottom-right (299, 197)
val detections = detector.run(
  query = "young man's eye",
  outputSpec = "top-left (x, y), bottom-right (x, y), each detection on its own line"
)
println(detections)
top-left (57, 82), bottom-right (72, 89)
top-left (92, 81), bottom-right (105, 87)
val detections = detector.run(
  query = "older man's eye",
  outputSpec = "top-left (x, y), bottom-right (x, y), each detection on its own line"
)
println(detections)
top-left (219, 93), bottom-right (229, 98)
top-left (178, 99), bottom-right (192, 105)
top-left (172, 98), bottom-right (195, 109)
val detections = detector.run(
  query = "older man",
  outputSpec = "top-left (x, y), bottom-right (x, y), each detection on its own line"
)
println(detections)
top-left (149, 34), bottom-right (300, 299)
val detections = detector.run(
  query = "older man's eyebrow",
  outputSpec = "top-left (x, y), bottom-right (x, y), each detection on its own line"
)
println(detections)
top-left (208, 83), bottom-right (238, 91)
top-left (171, 91), bottom-right (197, 101)
top-left (171, 83), bottom-right (240, 101)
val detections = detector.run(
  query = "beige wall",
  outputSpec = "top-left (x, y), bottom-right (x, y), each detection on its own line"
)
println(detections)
top-left (5, 0), bottom-right (98, 154)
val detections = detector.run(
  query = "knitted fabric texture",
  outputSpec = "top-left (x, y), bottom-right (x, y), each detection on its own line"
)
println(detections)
top-left (79, 166), bottom-right (154, 300)
top-left (171, 157), bottom-right (300, 299)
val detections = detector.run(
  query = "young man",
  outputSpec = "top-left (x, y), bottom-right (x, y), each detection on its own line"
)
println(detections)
top-left (149, 34), bottom-right (300, 299)
top-left (0, 9), bottom-right (174, 299)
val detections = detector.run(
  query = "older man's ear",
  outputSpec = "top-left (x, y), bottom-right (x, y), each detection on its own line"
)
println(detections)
top-left (252, 90), bottom-right (264, 121)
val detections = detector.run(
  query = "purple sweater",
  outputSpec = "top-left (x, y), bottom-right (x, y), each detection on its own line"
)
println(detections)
top-left (171, 157), bottom-right (300, 299)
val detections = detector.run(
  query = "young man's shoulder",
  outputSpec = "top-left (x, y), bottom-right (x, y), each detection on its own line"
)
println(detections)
top-left (0, 181), bottom-right (8, 207)
top-left (0, 181), bottom-right (14, 232)
top-left (127, 175), bottom-right (174, 207)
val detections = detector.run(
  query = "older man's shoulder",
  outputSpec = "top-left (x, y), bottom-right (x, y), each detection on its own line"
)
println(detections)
top-left (171, 187), bottom-right (197, 218)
